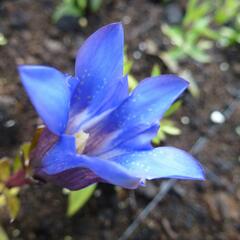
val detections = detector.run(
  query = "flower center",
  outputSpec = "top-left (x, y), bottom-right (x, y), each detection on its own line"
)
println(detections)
top-left (75, 131), bottom-right (89, 154)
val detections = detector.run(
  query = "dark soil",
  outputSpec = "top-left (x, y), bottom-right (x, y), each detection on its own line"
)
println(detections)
top-left (0, 0), bottom-right (239, 240)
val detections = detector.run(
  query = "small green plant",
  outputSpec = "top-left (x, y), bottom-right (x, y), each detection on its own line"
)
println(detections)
top-left (162, 0), bottom-right (216, 63)
top-left (0, 142), bottom-right (32, 221)
top-left (162, 0), bottom-right (240, 63)
top-left (214, 0), bottom-right (240, 25)
top-left (160, 0), bottom-right (240, 99)
top-left (213, 1), bottom-right (240, 47)
top-left (53, 0), bottom-right (102, 23)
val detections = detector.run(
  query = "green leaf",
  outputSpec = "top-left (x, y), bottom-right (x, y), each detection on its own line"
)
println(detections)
top-left (89, 0), bottom-right (102, 12)
top-left (151, 64), bottom-right (161, 77)
top-left (152, 129), bottom-right (166, 145)
top-left (180, 70), bottom-right (200, 98)
top-left (76, 0), bottom-right (87, 9)
top-left (0, 191), bottom-right (6, 208)
top-left (0, 225), bottom-right (8, 240)
top-left (21, 142), bottom-right (31, 163)
top-left (166, 47), bottom-right (186, 61)
top-left (161, 121), bottom-right (181, 135)
top-left (0, 159), bottom-right (10, 182)
top-left (159, 52), bottom-right (179, 72)
top-left (0, 33), bottom-right (7, 46)
top-left (162, 25), bottom-right (183, 46)
top-left (128, 75), bottom-right (138, 91)
top-left (187, 46), bottom-right (210, 63)
top-left (164, 100), bottom-right (182, 118)
top-left (5, 190), bottom-right (20, 220)
top-left (183, 0), bottom-right (211, 27)
top-left (13, 155), bottom-right (21, 174)
top-left (214, 0), bottom-right (240, 24)
top-left (67, 184), bottom-right (96, 217)
top-left (201, 28), bottom-right (220, 40)
top-left (191, 16), bottom-right (211, 32)
top-left (13, 142), bottom-right (31, 172)
top-left (124, 53), bottom-right (133, 75)
top-left (217, 26), bottom-right (238, 46)
top-left (53, 0), bottom-right (82, 22)
top-left (185, 17), bottom-right (211, 44)
top-left (197, 40), bottom-right (213, 50)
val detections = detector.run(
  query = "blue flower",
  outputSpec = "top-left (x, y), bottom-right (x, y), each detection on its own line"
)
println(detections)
top-left (18, 23), bottom-right (204, 190)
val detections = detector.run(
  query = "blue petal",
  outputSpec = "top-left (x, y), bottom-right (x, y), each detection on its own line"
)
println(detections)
top-left (97, 123), bottom-right (160, 160)
top-left (70, 23), bottom-right (124, 128)
top-left (67, 75), bottom-right (128, 134)
top-left (112, 75), bottom-right (188, 129)
top-left (41, 135), bottom-right (140, 189)
top-left (84, 75), bottom-right (188, 155)
top-left (66, 75), bottom-right (80, 95)
top-left (18, 65), bottom-right (70, 135)
top-left (112, 147), bottom-right (205, 180)
top-left (94, 75), bottom-right (129, 115)
top-left (119, 123), bottom-right (159, 150)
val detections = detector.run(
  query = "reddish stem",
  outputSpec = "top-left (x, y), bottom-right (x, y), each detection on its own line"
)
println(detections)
top-left (5, 170), bottom-right (31, 188)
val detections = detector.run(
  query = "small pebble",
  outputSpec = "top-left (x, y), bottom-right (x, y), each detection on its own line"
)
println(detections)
top-left (79, 17), bottom-right (88, 28)
top-left (235, 126), bottom-right (240, 136)
top-left (118, 201), bottom-right (127, 209)
top-left (44, 39), bottom-right (63, 53)
top-left (181, 116), bottom-right (190, 125)
top-left (219, 62), bottom-right (229, 72)
top-left (138, 42), bottom-right (147, 51)
top-left (210, 111), bottom-right (226, 124)
top-left (133, 50), bottom-right (142, 60)
top-left (94, 189), bottom-right (102, 197)
top-left (122, 16), bottom-right (131, 25)
top-left (145, 39), bottom-right (158, 55)
top-left (62, 188), bottom-right (70, 194)
top-left (12, 229), bottom-right (20, 238)
top-left (4, 119), bottom-right (16, 128)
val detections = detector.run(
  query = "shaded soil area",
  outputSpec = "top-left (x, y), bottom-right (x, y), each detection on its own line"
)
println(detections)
top-left (0, 0), bottom-right (239, 239)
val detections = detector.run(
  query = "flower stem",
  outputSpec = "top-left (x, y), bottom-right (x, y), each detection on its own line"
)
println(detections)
top-left (5, 170), bottom-right (30, 188)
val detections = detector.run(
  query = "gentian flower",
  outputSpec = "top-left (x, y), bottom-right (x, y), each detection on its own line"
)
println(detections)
top-left (18, 23), bottom-right (204, 190)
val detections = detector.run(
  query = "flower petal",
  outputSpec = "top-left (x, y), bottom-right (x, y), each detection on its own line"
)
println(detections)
top-left (119, 123), bottom-right (159, 151)
top-left (111, 75), bottom-right (188, 129)
top-left (67, 75), bottom-right (128, 133)
top-left (66, 75), bottom-right (80, 95)
top-left (85, 75), bottom-right (188, 155)
top-left (94, 75), bottom-right (129, 115)
top-left (98, 123), bottom-right (160, 160)
top-left (36, 168), bottom-right (100, 190)
top-left (112, 147), bottom-right (205, 180)
top-left (70, 23), bottom-right (124, 127)
top-left (18, 65), bottom-right (70, 135)
top-left (40, 135), bottom-right (140, 189)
